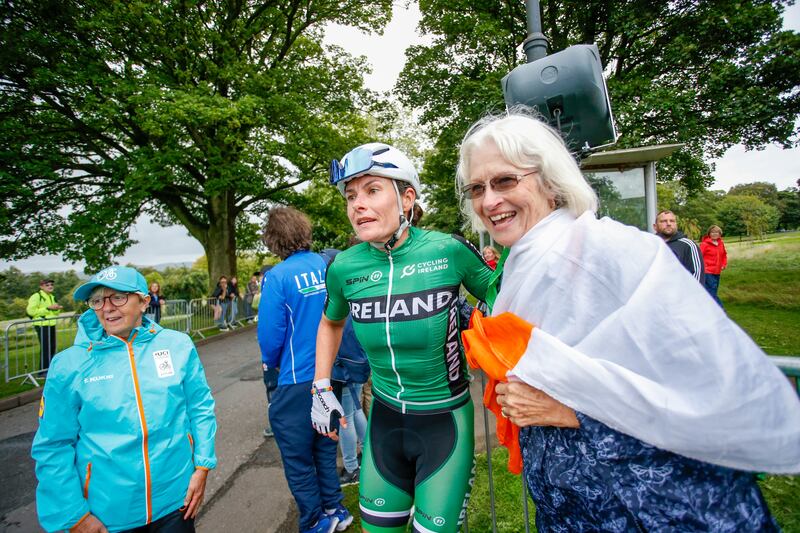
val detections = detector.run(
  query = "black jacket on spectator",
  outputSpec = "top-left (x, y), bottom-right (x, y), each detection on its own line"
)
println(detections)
top-left (665, 231), bottom-right (705, 285)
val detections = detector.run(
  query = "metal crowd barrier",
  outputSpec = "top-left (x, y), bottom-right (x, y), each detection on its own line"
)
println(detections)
top-left (188, 297), bottom-right (257, 339)
top-left (2, 315), bottom-right (80, 386)
top-left (770, 356), bottom-right (800, 395)
top-left (475, 371), bottom-right (531, 533)
top-left (188, 297), bottom-right (218, 338)
top-left (229, 297), bottom-right (257, 327)
top-left (158, 299), bottom-right (191, 334)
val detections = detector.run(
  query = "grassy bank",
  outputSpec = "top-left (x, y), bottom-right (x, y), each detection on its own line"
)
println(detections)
top-left (721, 232), bottom-right (800, 356)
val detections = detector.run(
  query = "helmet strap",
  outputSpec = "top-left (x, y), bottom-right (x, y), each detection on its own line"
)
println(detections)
top-left (384, 180), bottom-right (409, 252)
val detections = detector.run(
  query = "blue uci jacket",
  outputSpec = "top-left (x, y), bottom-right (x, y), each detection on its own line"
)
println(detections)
top-left (31, 310), bottom-right (217, 532)
top-left (258, 250), bottom-right (327, 386)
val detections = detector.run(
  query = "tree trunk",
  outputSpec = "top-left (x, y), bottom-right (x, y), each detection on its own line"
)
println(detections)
top-left (203, 192), bottom-right (238, 292)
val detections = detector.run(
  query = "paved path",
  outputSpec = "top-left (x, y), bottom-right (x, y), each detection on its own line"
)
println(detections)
top-left (0, 326), bottom-right (497, 532)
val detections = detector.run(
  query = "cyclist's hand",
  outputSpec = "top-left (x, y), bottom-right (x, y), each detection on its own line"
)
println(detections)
top-left (310, 378), bottom-right (347, 440)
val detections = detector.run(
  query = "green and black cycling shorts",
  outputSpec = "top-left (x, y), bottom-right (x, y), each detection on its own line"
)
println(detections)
top-left (359, 395), bottom-right (475, 533)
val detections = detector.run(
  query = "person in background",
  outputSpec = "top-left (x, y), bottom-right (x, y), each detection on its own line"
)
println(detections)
top-left (31, 266), bottom-right (216, 533)
top-left (482, 246), bottom-right (500, 269)
top-left (146, 281), bottom-right (166, 324)
top-left (26, 278), bottom-right (63, 371)
top-left (332, 316), bottom-right (369, 486)
top-left (319, 248), bottom-right (369, 487)
top-left (211, 276), bottom-right (231, 331)
top-left (262, 361), bottom-right (279, 438)
top-left (654, 210), bottom-right (705, 285)
top-left (457, 110), bottom-right (798, 531)
top-left (228, 276), bottom-right (241, 327)
top-left (259, 265), bottom-right (276, 438)
top-left (258, 207), bottom-right (351, 533)
top-left (700, 224), bottom-right (728, 307)
top-left (245, 272), bottom-right (260, 322)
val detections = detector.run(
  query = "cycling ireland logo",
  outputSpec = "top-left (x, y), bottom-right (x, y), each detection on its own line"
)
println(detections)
top-left (400, 258), bottom-right (448, 279)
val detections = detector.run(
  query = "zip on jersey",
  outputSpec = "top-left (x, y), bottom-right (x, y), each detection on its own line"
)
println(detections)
top-left (384, 250), bottom-right (405, 404)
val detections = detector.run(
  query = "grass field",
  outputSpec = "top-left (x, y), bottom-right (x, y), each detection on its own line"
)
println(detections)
top-left (721, 232), bottom-right (800, 356)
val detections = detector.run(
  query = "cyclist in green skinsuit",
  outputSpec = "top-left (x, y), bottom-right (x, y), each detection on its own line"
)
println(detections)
top-left (310, 143), bottom-right (493, 533)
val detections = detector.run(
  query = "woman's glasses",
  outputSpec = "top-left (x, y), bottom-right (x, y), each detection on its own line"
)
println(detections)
top-left (461, 170), bottom-right (539, 199)
top-left (88, 293), bottom-right (129, 310)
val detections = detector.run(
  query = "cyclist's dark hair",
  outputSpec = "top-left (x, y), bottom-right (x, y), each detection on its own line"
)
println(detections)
top-left (262, 207), bottom-right (312, 259)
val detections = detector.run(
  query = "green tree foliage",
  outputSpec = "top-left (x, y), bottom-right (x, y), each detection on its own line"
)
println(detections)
top-left (161, 266), bottom-right (209, 301)
top-left (293, 100), bottom-right (434, 249)
top-left (235, 253), bottom-right (276, 284)
top-left (295, 178), bottom-right (354, 251)
top-left (716, 194), bottom-right (780, 238)
top-left (0, 0), bottom-right (392, 286)
top-left (728, 181), bottom-right (781, 208)
top-left (776, 186), bottom-right (800, 230)
top-left (396, 0), bottom-right (799, 232)
top-left (680, 189), bottom-right (726, 236)
top-left (144, 271), bottom-right (165, 290)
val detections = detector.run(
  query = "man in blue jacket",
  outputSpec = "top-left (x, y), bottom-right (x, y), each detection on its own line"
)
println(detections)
top-left (258, 207), bottom-right (351, 533)
top-left (31, 266), bottom-right (216, 532)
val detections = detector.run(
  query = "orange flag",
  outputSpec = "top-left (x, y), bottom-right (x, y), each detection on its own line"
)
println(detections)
top-left (462, 309), bottom-right (534, 475)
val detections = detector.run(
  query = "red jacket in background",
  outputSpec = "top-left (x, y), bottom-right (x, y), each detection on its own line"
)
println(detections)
top-left (700, 235), bottom-right (728, 275)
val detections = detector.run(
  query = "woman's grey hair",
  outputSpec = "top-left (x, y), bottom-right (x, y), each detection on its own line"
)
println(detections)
top-left (456, 107), bottom-right (598, 231)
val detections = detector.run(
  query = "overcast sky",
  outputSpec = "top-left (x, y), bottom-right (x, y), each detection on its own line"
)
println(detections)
top-left (4, 2), bottom-right (799, 273)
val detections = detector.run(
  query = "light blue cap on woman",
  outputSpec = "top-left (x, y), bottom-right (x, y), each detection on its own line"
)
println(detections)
top-left (73, 266), bottom-right (149, 301)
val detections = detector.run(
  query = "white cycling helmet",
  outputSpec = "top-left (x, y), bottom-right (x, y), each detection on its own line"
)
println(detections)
top-left (330, 142), bottom-right (421, 250)
top-left (329, 142), bottom-right (420, 196)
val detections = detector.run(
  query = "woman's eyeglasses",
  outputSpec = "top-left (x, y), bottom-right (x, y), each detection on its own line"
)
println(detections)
top-left (461, 170), bottom-right (539, 199)
top-left (88, 293), bottom-right (129, 310)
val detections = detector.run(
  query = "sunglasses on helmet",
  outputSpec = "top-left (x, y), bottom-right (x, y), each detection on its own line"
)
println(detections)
top-left (329, 146), bottom-right (398, 186)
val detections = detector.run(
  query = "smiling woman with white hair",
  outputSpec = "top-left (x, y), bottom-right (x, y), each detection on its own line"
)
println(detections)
top-left (458, 109), bottom-right (799, 531)
top-left (32, 266), bottom-right (216, 533)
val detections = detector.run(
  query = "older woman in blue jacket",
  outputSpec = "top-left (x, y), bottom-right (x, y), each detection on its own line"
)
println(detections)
top-left (31, 266), bottom-right (217, 533)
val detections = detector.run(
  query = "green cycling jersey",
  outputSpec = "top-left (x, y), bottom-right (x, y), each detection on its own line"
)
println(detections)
top-left (324, 226), bottom-right (492, 411)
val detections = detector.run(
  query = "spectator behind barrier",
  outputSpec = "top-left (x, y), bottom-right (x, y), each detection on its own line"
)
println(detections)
top-left (26, 278), bottom-right (62, 370)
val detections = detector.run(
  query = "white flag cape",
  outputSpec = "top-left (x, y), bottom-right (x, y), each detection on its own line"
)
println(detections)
top-left (496, 209), bottom-right (800, 473)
